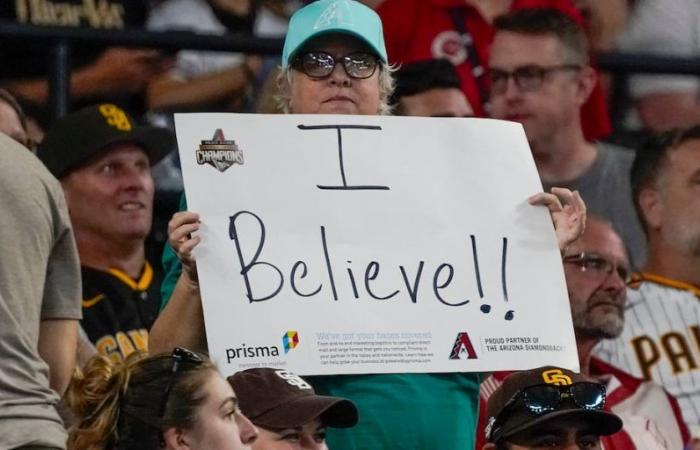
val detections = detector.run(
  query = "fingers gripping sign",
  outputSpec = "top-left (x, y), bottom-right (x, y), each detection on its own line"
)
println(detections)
top-left (528, 187), bottom-right (587, 252)
top-left (168, 211), bottom-right (201, 280)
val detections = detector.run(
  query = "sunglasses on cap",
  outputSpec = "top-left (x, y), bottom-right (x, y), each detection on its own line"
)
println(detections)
top-left (159, 347), bottom-right (204, 417)
top-left (505, 382), bottom-right (607, 416)
top-left (291, 51), bottom-right (380, 79)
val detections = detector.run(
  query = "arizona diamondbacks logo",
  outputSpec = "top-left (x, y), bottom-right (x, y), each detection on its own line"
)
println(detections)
top-left (314, 0), bottom-right (352, 29)
top-left (448, 332), bottom-right (478, 360)
top-left (196, 129), bottom-right (244, 173)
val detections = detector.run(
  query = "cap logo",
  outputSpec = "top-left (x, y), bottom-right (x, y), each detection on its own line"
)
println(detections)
top-left (484, 416), bottom-right (496, 440)
top-left (542, 369), bottom-right (573, 386)
top-left (275, 370), bottom-right (311, 390)
top-left (314, 1), bottom-right (351, 29)
top-left (98, 104), bottom-right (132, 131)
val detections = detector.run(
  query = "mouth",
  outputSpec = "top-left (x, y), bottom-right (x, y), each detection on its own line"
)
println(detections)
top-left (505, 113), bottom-right (529, 122)
top-left (588, 300), bottom-right (623, 313)
top-left (118, 201), bottom-right (146, 212)
top-left (323, 95), bottom-right (355, 104)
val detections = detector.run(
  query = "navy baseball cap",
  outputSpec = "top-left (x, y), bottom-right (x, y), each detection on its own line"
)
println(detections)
top-left (38, 103), bottom-right (174, 178)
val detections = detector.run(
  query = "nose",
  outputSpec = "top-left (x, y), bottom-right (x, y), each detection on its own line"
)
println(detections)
top-left (121, 165), bottom-right (151, 191)
top-left (502, 76), bottom-right (522, 102)
top-left (327, 60), bottom-right (351, 87)
top-left (238, 413), bottom-right (258, 445)
top-left (601, 271), bottom-right (627, 295)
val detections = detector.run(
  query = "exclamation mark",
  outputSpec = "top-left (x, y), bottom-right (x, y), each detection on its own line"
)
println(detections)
top-left (502, 237), bottom-right (514, 321)
top-left (471, 235), bottom-right (490, 314)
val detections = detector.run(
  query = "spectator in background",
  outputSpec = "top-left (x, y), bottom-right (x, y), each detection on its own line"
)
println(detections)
top-left (391, 58), bottom-right (474, 117)
top-left (0, 134), bottom-right (82, 449)
top-left (616, 0), bottom-right (700, 132)
top-left (0, 88), bottom-right (32, 151)
top-left (147, 0), bottom-right (262, 112)
top-left (0, 1), bottom-right (170, 114)
top-left (229, 368), bottom-right (358, 450)
top-left (37, 104), bottom-right (174, 363)
top-left (487, 8), bottom-right (646, 268)
top-left (482, 366), bottom-right (623, 450)
top-left (376, 0), bottom-right (612, 141)
top-left (477, 217), bottom-right (690, 449)
top-left (67, 348), bottom-right (258, 450)
top-left (595, 126), bottom-right (700, 439)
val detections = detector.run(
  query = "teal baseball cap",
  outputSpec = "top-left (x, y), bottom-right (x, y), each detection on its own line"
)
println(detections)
top-left (282, 0), bottom-right (387, 68)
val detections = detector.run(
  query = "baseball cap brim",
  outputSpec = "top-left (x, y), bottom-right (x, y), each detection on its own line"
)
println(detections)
top-left (499, 409), bottom-right (622, 443)
top-left (251, 394), bottom-right (358, 429)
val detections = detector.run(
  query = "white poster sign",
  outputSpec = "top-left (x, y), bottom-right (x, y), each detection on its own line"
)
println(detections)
top-left (175, 114), bottom-right (578, 376)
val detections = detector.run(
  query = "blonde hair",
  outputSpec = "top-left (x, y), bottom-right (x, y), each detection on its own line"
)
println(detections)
top-left (275, 62), bottom-right (397, 115)
top-left (67, 351), bottom-right (215, 450)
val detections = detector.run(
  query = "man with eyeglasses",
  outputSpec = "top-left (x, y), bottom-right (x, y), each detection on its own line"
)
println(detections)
top-left (481, 366), bottom-right (623, 450)
top-left (477, 217), bottom-right (690, 449)
top-left (487, 8), bottom-right (646, 269)
top-left (595, 126), bottom-right (700, 443)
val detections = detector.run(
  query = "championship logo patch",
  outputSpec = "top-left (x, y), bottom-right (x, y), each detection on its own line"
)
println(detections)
top-left (196, 129), bottom-right (244, 173)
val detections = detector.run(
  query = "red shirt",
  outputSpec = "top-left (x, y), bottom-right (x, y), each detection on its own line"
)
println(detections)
top-left (377, 0), bottom-right (611, 140)
top-left (476, 358), bottom-right (690, 449)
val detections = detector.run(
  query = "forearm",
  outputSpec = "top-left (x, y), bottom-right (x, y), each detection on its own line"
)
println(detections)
top-left (149, 271), bottom-right (208, 355)
top-left (147, 65), bottom-right (251, 110)
top-left (3, 64), bottom-right (113, 105)
top-left (38, 319), bottom-right (78, 395)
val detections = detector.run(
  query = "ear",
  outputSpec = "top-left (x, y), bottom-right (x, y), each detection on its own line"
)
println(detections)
top-left (162, 427), bottom-right (191, 450)
top-left (575, 66), bottom-right (597, 106)
top-left (637, 187), bottom-right (663, 231)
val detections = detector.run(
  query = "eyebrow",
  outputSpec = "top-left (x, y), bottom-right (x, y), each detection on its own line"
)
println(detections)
top-left (220, 396), bottom-right (239, 410)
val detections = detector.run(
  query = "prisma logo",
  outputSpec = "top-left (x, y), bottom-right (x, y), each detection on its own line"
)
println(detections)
top-left (448, 332), bottom-right (478, 360)
top-left (283, 331), bottom-right (299, 354)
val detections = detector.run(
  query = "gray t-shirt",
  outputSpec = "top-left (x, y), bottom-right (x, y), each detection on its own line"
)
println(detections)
top-left (543, 142), bottom-right (646, 268)
top-left (0, 134), bottom-right (82, 449)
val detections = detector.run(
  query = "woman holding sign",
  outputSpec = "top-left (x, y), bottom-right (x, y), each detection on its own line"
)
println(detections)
top-left (150, 1), bottom-right (586, 449)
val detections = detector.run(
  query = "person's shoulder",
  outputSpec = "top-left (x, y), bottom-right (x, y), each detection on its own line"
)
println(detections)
top-left (596, 141), bottom-right (635, 167)
top-left (0, 134), bottom-right (60, 190)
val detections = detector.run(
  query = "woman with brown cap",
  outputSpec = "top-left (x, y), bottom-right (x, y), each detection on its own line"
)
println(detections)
top-left (229, 368), bottom-right (358, 450)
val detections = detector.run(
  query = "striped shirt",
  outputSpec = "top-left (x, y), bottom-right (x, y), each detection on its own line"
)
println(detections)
top-left (595, 274), bottom-right (700, 436)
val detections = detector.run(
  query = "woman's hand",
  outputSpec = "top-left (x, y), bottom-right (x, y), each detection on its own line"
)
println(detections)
top-left (168, 211), bottom-right (201, 280)
top-left (529, 187), bottom-right (586, 252)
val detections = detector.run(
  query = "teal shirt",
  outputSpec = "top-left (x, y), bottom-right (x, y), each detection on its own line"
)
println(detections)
top-left (161, 196), bottom-right (480, 449)
top-left (310, 373), bottom-right (479, 450)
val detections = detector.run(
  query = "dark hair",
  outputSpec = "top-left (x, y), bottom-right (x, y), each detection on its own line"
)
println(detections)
top-left (493, 8), bottom-right (589, 66)
top-left (67, 350), bottom-right (215, 450)
top-left (631, 124), bottom-right (700, 234)
top-left (391, 59), bottom-right (462, 107)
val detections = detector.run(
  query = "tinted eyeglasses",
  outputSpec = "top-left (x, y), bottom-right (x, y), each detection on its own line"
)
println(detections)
top-left (159, 347), bottom-right (204, 417)
top-left (488, 64), bottom-right (581, 95)
top-left (292, 51), bottom-right (380, 79)
top-left (511, 382), bottom-right (606, 415)
top-left (563, 252), bottom-right (632, 285)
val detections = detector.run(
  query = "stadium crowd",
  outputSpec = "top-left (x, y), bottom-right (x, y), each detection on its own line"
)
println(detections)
top-left (1, 0), bottom-right (700, 449)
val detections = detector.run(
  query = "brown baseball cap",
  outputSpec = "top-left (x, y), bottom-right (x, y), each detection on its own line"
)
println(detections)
top-left (228, 368), bottom-right (358, 429)
top-left (485, 366), bottom-right (622, 443)
top-left (37, 103), bottom-right (174, 179)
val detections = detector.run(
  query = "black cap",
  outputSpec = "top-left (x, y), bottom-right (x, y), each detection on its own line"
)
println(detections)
top-left (391, 58), bottom-right (462, 104)
top-left (228, 368), bottom-right (358, 429)
top-left (485, 366), bottom-right (623, 443)
top-left (37, 104), bottom-right (174, 178)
